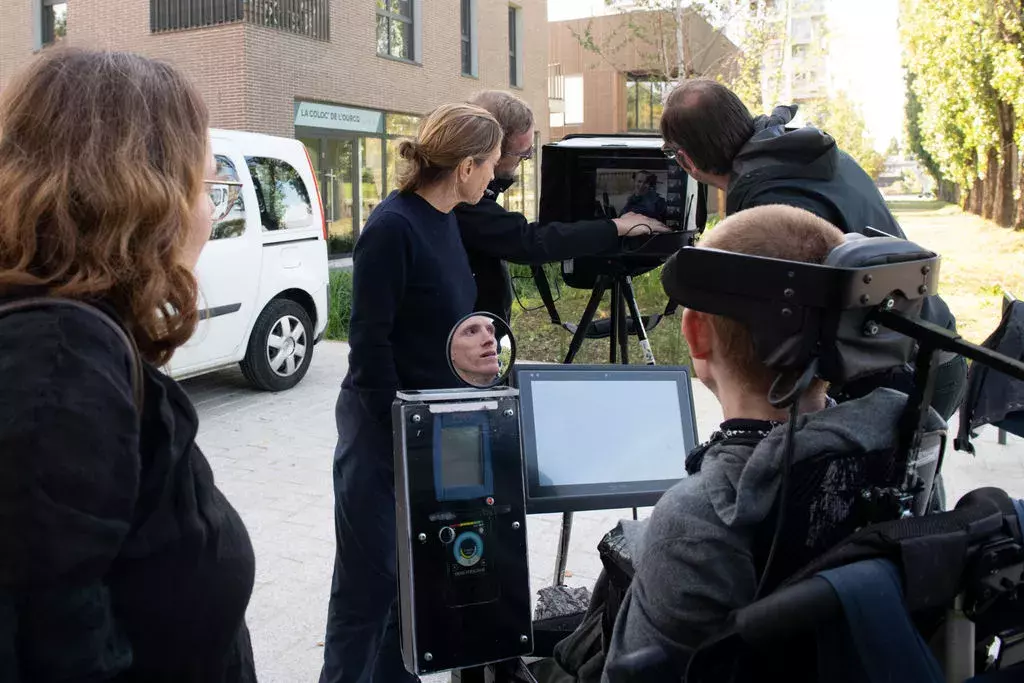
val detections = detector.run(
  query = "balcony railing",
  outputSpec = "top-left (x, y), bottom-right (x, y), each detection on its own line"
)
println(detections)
top-left (151, 0), bottom-right (329, 41)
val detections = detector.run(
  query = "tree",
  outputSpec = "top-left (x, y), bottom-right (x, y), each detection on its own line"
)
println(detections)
top-left (801, 90), bottom-right (886, 181)
top-left (568, 0), bottom-right (780, 114)
top-left (900, 0), bottom-right (1023, 227)
top-left (886, 137), bottom-right (901, 158)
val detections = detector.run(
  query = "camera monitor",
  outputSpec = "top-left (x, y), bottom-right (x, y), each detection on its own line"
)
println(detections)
top-left (513, 364), bottom-right (699, 514)
top-left (538, 134), bottom-right (709, 289)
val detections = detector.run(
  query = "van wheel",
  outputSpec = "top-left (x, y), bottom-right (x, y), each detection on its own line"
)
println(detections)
top-left (240, 298), bottom-right (314, 392)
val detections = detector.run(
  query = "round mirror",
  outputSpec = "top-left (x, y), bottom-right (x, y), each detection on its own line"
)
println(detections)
top-left (447, 312), bottom-right (516, 388)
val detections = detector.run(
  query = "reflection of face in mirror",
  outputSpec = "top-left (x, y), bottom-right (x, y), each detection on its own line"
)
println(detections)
top-left (448, 312), bottom-right (517, 388)
top-left (450, 315), bottom-right (500, 387)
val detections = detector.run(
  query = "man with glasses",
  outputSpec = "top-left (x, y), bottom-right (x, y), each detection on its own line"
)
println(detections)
top-left (659, 78), bottom-right (902, 239)
top-left (455, 90), bottom-right (669, 324)
top-left (659, 77), bottom-right (966, 428)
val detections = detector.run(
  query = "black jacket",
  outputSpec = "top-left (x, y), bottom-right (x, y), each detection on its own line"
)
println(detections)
top-left (727, 105), bottom-right (904, 239)
top-left (727, 106), bottom-right (966, 420)
top-left (455, 181), bottom-right (619, 322)
top-left (0, 301), bottom-right (256, 682)
top-left (957, 298), bottom-right (1024, 451)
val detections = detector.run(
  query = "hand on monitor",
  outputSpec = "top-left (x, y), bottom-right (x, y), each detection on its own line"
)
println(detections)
top-left (614, 213), bottom-right (672, 237)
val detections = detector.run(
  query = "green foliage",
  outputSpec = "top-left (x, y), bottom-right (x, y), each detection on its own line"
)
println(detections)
top-left (508, 263), bottom-right (693, 368)
top-left (900, 0), bottom-right (1024, 224)
top-left (328, 234), bottom-right (356, 256)
top-left (801, 91), bottom-right (886, 180)
top-left (904, 71), bottom-right (944, 186)
top-left (325, 270), bottom-right (353, 341)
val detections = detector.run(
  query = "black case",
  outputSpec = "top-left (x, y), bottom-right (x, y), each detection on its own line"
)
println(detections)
top-left (392, 388), bottom-right (533, 675)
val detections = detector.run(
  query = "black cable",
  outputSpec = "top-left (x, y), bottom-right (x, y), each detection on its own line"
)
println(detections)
top-left (754, 362), bottom-right (818, 600)
top-left (618, 222), bottom-right (660, 256)
top-left (754, 398), bottom-right (798, 601)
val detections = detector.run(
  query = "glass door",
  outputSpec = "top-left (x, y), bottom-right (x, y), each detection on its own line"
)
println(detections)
top-left (323, 137), bottom-right (356, 255)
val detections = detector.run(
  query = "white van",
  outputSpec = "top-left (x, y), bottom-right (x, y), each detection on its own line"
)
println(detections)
top-left (163, 129), bottom-right (330, 391)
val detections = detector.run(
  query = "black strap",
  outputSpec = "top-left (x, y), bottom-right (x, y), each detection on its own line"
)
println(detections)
top-left (0, 297), bottom-right (144, 414)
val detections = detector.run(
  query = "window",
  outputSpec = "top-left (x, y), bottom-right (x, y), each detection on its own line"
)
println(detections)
top-left (209, 156), bottom-right (247, 241)
top-left (626, 77), bottom-right (672, 131)
top-left (461, 0), bottom-right (476, 76)
top-left (41, 0), bottom-right (67, 45)
top-left (377, 0), bottom-right (414, 62)
top-left (245, 157), bottom-right (314, 232)
top-left (508, 5), bottom-right (522, 87)
top-left (150, 0), bottom-right (329, 40)
top-left (791, 17), bottom-right (812, 43)
top-left (564, 75), bottom-right (584, 125)
top-left (792, 44), bottom-right (808, 61)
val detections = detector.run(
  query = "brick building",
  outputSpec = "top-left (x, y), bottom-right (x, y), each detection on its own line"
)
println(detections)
top-left (0, 0), bottom-right (549, 249)
top-left (547, 9), bottom-right (737, 139)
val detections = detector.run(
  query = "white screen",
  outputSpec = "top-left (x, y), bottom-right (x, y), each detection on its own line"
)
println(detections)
top-left (529, 379), bottom-right (689, 487)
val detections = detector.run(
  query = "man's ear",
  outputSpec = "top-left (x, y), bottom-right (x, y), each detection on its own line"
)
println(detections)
top-left (682, 308), bottom-right (713, 360)
top-left (678, 150), bottom-right (698, 176)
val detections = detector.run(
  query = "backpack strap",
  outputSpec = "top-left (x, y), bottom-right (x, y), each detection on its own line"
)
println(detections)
top-left (0, 297), bottom-right (144, 415)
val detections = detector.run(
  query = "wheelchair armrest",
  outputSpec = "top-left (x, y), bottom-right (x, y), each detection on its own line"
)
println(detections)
top-left (733, 575), bottom-right (842, 647)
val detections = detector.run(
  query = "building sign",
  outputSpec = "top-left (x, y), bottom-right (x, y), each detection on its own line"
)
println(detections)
top-left (294, 101), bottom-right (384, 134)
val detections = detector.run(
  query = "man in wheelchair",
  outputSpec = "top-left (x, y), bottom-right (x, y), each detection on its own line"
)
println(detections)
top-left (526, 205), bottom-right (1024, 683)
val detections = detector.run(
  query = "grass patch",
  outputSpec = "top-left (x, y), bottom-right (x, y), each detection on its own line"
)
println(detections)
top-left (509, 264), bottom-right (692, 368)
top-left (893, 206), bottom-right (1024, 344)
top-left (326, 269), bottom-right (352, 341)
top-left (885, 199), bottom-right (952, 214)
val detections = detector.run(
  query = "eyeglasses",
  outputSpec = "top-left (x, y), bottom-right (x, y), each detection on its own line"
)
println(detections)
top-left (505, 146), bottom-right (534, 161)
top-left (661, 145), bottom-right (680, 160)
top-left (204, 179), bottom-right (244, 222)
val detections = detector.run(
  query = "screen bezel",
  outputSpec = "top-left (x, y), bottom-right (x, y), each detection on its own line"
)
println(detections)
top-left (432, 411), bottom-right (494, 502)
top-left (513, 364), bottom-right (699, 514)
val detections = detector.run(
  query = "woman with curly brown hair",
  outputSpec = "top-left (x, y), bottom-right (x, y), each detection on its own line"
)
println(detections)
top-left (0, 49), bottom-right (256, 682)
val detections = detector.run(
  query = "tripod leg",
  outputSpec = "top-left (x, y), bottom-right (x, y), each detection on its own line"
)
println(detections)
top-left (563, 281), bottom-right (606, 364)
top-left (609, 279), bottom-right (619, 364)
top-left (553, 511), bottom-right (573, 586)
top-left (623, 276), bottom-right (656, 365)
top-left (617, 278), bottom-right (629, 364)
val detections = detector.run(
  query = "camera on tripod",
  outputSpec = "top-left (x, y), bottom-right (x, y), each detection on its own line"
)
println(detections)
top-left (536, 134), bottom-right (711, 365)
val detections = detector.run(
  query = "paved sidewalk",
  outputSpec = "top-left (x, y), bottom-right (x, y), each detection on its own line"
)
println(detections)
top-left (182, 340), bottom-right (1024, 682)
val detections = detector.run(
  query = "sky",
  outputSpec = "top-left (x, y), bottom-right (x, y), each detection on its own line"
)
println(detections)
top-left (548, 0), bottom-right (906, 153)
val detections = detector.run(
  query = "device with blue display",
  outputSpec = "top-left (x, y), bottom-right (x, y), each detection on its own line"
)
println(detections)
top-left (392, 313), bottom-right (532, 676)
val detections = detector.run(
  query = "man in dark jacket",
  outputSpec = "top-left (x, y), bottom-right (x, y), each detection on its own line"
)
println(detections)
top-left (659, 79), bottom-right (966, 422)
top-left (456, 90), bottom-right (669, 323)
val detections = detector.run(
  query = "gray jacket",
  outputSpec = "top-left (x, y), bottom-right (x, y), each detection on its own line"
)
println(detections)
top-left (602, 388), bottom-right (946, 679)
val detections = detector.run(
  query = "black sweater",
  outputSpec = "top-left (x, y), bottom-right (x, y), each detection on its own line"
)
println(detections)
top-left (342, 191), bottom-right (477, 421)
top-left (455, 184), bottom-right (618, 322)
top-left (0, 303), bottom-right (255, 682)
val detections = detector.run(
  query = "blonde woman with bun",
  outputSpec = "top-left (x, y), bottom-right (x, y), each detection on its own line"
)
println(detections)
top-left (319, 103), bottom-right (502, 683)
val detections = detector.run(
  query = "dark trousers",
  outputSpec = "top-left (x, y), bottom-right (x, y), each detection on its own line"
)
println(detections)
top-left (320, 390), bottom-right (419, 683)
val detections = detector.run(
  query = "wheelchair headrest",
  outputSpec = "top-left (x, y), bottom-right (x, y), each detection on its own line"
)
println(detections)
top-left (661, 233), bottom-right (938, 388)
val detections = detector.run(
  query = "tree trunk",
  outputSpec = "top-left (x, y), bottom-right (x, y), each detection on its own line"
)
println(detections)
top-left (940, 180), bottom-right (959, 204)
top-left (1015, 155), bottom-right (1024, 229)
top-left (983, 148), bottom-right (998, 220)
top-left (971, 176), bottom-right (985, 216)
top-left (995, 102), bottom-right (1016, 227)
top-left (674, 0), bottom-right (689, 77)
